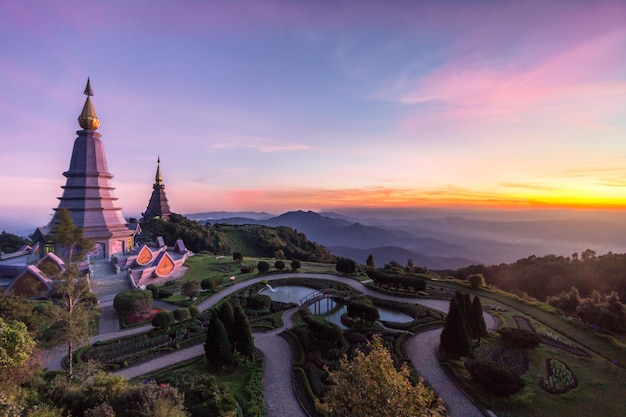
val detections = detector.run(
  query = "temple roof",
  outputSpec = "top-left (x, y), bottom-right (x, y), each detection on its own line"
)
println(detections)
top-left (142, 157), bottom-right (172, 221)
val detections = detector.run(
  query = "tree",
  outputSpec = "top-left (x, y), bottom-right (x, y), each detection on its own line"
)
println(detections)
top-left (405, 258), bottom-right (415, 273)
top-left (47, 208), bottom-right (98, 378)
top-left (181, 281), bottom-right (200, 300)
top-left (319, 334), bottom-right (445, 417)
top-left (232, 303), bottom-right (255, 362)
top-left (204, 314), bottom-right (232, 370)
top-left (468, 273), bottom-right (486, 289)
top-left (471, 296), bottom-right (488, 339)
top-left (217, 301), bottom-right (235, 344)
top-left (439, 296), bottom-right (471, 359)
top-left (0, 230), bottom-right (31, 253)
top-left (0, 317), bottom-right (35, 369)
top-left (366, 254), bottom-right (375, 269)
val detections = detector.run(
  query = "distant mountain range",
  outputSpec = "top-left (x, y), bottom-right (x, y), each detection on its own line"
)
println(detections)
top-left (185, 209), bottom-right (626, 270)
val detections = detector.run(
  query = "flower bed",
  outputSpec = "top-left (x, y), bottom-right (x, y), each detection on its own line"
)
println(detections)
top-left (531, 323), bottom-right (591, 358)
top-left (514, 316), bottom-right (590, 358)
top-left (539, 358), bottom-right (578, 394)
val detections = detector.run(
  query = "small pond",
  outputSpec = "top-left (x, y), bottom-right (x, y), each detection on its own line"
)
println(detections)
top-left (260, 285), bottom-right (414, 328)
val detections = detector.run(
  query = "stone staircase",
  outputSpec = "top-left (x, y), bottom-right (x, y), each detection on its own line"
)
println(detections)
top-left (89, 259), bottom-right (131, 298)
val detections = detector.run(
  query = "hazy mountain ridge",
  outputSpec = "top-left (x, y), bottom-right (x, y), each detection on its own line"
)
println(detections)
top-left (186, 209), bottom-right (626, 269)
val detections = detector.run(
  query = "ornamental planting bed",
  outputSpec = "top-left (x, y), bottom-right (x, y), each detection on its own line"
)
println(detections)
top-left (539, 358), bottom-right (578, 394)
top-left (513, 316), bottom-right (590, 358)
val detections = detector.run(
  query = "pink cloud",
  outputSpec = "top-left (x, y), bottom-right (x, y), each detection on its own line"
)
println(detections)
top-left (397, 26), bottom-right (626, 130)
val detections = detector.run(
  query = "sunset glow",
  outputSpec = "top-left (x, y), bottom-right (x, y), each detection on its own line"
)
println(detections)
top-left (1, 0), bottom-right (626, 230)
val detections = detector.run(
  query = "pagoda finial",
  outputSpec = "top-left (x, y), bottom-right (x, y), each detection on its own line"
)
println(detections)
top-left (78, 78), bottom-right (100, 130)
top-left (155, 157), bottom-right (163, 185)
top-left (84, 77), bottom-right (94, 96)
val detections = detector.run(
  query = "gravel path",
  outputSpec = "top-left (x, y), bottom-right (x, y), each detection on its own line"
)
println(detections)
top-left (254, 308), bottom-right (307, 417)
top-left (46, 272), bottom-right (494, 417)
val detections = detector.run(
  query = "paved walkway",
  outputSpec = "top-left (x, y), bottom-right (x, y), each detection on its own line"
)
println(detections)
top-left (254, 308), bottom-right (307, 417)
top-left (45, 273), bottom-right (491, 417)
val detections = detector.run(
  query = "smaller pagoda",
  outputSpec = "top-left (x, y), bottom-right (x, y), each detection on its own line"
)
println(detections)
top-left (141, 157), bottom-right (172, 221)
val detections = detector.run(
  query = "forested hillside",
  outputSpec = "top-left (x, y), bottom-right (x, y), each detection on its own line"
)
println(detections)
top-left (141, 214), bottom-right (336, 263)
top-left (450, 250), bottom-right (626, 333)
top-left (451, 250), bottom-right (625, 301)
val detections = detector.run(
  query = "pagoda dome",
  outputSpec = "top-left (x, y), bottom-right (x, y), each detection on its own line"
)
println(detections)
top-left (77, 78), bottom-right (100, 130)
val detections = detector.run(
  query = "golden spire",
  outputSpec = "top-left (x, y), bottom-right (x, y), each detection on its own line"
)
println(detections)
top-left (155, 156), bottom-right (163, 185)
top-left (78, 78), bottom-right (100, 130)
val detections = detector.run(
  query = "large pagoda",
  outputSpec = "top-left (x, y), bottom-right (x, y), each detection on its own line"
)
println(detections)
top-left (38, 79), bottom-right (134, 259)
top-left (141, 157), bottom-right (172, 222)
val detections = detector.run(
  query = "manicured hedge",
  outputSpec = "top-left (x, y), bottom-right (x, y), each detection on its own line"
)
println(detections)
top-left (247, 293), bottom-right (271, 310)
top-left (113, 290), bottom-right (153, 315)
top-left (152, 310), bottom-right (175, 329)
top-left (174, 307), bottom-right (191, 321)
top-left (464, 359), bottom-right (526, 396)
top-left (498, 328), bottom-right (541, 349)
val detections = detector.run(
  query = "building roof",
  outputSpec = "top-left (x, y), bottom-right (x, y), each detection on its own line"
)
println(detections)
top-left (47, 79), bottom-right (133, 243)
top-left (142, 157), bottom-right (172, 221)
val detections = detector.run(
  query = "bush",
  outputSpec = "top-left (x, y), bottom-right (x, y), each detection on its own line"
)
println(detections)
top-left (346, 300), bottom-right (380, 322)
top-left (291, 260), bottom-right (301, 271)
top-left (247, 293), bottom-right (271, 310)
top-left (152, 310), bottom-right (175, 329)
top-left (241, 266), bottom-right (255, 273)
top-left (468, 274), bottom-right (486, 289)
top-left (145, 284), bottom-right (159, 299)
top-left (233, 252), bottom-right (243, 261)
top-left (464, 359), bottom-right (525, 396)
top-left (174, 308), bottom-right (191, 321)
top-left (336, 258), bottom-right (357, 274)
top-left (200, 278), bottom-right (213, 290)
top-left (498, 328), bottom-right (541, 349)
top-left (113, 290), bottom-right (153, 315)
top-left (181, 281), bottom-right (200, 299)
top-left (257, 261), bottom-right (270, 273)
top-left (274, 260), bottom-right (286, 271)
top-left (158, 288), bottom-right (174, 298)
top-left (188, 305), bottom-right (200, 318)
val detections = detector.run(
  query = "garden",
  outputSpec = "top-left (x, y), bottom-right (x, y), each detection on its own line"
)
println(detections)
top-left (441, 295), bottom-right (626, 417)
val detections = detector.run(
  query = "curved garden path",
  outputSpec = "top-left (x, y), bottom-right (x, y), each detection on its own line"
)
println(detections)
top-left (46, 273), bottom-right (492, 417)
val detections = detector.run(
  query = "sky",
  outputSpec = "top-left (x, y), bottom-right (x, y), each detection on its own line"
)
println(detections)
top-left (1, 0), bottom-right (626, 231)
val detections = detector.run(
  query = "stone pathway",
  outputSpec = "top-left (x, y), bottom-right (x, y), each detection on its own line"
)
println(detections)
top-left (254, 308), bottom-right (307, 417)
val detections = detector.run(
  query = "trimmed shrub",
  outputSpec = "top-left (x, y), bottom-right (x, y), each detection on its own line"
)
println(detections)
top-left (291, 259), bottom-right (301, 271)
top-left (113, 290), bottom-right (153, 315)
top-left (468, 273), bottom-right (486, 289)
top-left (200, 278), bottom-right (212, 290)
top-left (146, 284), bottom-right (159, 299)
top-left (304, 315), bottom-right (343, 348)
top-left (158, 288), bottom-right (174, 298)
top-left (274, 260), bottom-right (286, 271)
top-left (152, 310), bottom-right (175, 329)
top-left (174, 307), bottom-right (191, 321)
top-left (464, 359), bottom-right (526, 396)
top-left (336, 258), bottom-right (357, 274)
top-left (347, 300), bottom-right (380, 322)
top-left (498, 328), bottom-right (541, 349)
top-left (233, 252), bottom-right (243, 261)
top-left (247, 293), bottom-right (271, 310)
top-left (257, 261), bottom-right (270, 273)
top-left (188, 305), bottom-right (200, 318)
